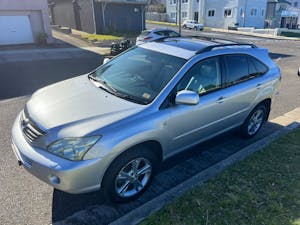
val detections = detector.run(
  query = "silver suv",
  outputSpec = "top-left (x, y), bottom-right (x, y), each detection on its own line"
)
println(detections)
top-left (182, 20), bottom-right (204, 31)
top-left (12, 38), bottom-right (280, 202)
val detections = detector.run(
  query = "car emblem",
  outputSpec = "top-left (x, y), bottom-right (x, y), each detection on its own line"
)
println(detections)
top-left (21, 118), bottom-right (30, 127)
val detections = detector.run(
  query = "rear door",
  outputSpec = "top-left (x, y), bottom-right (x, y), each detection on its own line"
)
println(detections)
top-left (219, 54), bottom-right (269, 126)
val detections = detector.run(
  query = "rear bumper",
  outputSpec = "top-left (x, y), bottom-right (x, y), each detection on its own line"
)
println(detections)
top-left (11, 112), bottom-right (105, 194)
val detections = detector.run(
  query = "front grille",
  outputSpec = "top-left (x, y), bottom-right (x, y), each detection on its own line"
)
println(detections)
top-left (21, 110), bottom-right (46, 142)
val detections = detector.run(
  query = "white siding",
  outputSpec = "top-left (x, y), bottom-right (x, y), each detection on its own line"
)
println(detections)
top-left (166, 0), bottom-right (267, 28)
top-left (238, 0), bottom-right (267, 28)
top-left (204, 0), bottom-right (238, 28)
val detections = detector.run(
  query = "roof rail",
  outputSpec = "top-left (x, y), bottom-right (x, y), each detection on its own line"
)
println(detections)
top-left (196, 43), bottom-right (257, 54)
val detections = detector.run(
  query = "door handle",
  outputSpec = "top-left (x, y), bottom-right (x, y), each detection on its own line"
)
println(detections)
top-left (256, 83), bottom-right (262, 89)
top-left (216, 96), bottom-right (226, 104)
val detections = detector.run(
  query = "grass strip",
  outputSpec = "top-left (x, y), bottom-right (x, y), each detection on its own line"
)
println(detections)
top-left (146, 20), bottom-right (178, 27)
top-left (141, 127), bottom-right (300, 225)
top-left (81, 34), bottom-right (123, 42)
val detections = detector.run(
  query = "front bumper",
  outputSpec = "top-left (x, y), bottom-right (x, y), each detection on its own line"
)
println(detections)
top-left (11, 112), bottom-right (106, 194)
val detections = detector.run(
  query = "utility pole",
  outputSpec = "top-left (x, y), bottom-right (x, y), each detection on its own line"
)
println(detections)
top-left (178, 0), bottom-right (182, 35)
top-left (243, 0), bottom-right (248, 27)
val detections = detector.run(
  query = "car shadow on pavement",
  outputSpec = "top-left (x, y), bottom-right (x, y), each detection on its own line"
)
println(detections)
top-left (52, 121), bottom-right (284, 224)
top-left (269, 52), bottom-right (293, 60)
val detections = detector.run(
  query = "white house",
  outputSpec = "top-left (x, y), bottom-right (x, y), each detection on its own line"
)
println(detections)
top-left (266, 0), bottom-right (300, 28)
top-left (166, 0), bottom-right (268, 29)
top-left (290, 0), bottom-right (300, 8)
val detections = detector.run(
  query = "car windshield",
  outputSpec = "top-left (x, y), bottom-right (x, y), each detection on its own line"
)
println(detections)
top-left (91, 47), bottom-right (186, 104)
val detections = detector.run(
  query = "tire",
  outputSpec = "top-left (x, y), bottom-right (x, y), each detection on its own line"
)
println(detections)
top-left (102, 146), bottom-right (158, 202)
top-left (240, 104), bottom-right (267, 138)
top-left (183, 25), bottom-right (186, 29)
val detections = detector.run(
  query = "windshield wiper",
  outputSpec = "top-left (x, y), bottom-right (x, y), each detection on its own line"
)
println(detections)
top-left (88, 73), bottom-right (118, 94)
top-left (88, 73), bottom-right (147, 105)
top-left (115, 93), bottom-right (148, 105)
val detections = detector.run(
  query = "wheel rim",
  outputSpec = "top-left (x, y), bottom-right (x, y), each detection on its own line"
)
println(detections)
top-left (247, 109), bottom-right (264, 135)
top-left (115, 158), bottom-right (152, 198)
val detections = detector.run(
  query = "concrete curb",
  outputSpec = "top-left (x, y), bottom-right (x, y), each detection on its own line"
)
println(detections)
top-left (110, 122), bottom-right (299, 225)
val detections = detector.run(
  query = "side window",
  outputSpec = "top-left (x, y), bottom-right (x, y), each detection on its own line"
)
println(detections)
top-left (225, 55), bottom-right (249, 84)
top-left (154, 31), bottom-right (164, 36)
top-left (248, 56), bottom-right (268, 75)
top-left (168, 31), bottom-right (180, 37)
top-left (177, 57), bottom-right (222, 95)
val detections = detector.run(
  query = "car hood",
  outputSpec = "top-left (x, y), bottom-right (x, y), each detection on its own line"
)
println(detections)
top-left (26, 75), bottom-right (144, 132)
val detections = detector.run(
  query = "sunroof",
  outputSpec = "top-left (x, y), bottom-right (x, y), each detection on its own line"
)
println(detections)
top-left (162, 38), bottom-right (213, 52)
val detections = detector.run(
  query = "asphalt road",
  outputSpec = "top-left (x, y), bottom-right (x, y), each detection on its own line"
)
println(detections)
top-left (0, 30), bottom-right (299, 225)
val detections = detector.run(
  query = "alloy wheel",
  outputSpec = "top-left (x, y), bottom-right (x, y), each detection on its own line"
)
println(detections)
top-left (114, 158), bottom-right (152, 198)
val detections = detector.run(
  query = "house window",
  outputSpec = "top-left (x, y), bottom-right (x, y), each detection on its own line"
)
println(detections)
top-left (224, 8), bottom-right (232, 17)
top-left (279, 5), bottom-right (287, 11)
top-left (261, 9), bottom-right (264, 16)
top-left (182, 0), bottom-right (188, 4)
top-left (250, 8), bottom-right (257, 16)
top-left (171, 13), bottom-right (176, 18)
top-left (240, 8), bottom-right (243, 17)
top-left (182, 11), bottom-right (187, 18)
top-left (294, 2), bottom-right (298, 7)
top-left (208, 9), bottom-right (215, 17)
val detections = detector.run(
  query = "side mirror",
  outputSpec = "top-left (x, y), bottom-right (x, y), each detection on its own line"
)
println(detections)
top-left (298, 67), bottom-right (300, 76)
top-left (103, 58), bottom-right (110, 65)
top-left (175, 90), bottom-right (199, 105)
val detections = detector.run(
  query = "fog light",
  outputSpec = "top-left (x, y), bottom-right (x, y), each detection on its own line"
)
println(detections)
top-left (49, 175), bottom-right (60, 185)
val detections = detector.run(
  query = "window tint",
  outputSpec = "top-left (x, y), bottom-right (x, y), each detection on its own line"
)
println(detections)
top-left (155, 30), bottom-right (180, 37)
top-left (248, 56), bottom-right (268, 75)
top-left (177, 57), bottom-right (222, 95)
top-left (168, 31), bottom-right (180, 37)
top-left (225, 55), bottom-right (249, 84)
top-left (225, 55), bottom-right (268, 85)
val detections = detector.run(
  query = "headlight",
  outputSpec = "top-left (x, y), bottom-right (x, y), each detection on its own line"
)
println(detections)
top-left (47, 136), bottom-right (101, 161)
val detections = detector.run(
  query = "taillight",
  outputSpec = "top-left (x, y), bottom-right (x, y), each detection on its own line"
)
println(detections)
top-left (143, 36), bottom-right (151, 40)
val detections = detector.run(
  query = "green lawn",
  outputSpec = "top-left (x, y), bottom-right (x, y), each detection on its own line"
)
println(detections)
top-left (146, 20), bottom-right (178, 27)
top-left (81, 33), bottom-right (123, 42)
top-left (141, 127), bottom-right (300, 225)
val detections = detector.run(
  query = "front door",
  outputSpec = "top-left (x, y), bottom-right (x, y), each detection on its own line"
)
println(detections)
top-left (163, 56), bottom-right (229, 154)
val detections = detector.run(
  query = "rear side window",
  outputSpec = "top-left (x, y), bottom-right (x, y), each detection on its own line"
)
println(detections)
top-left (225, 55), bottom-right (249, 84)
top-left (248, 56), bottom-right (268, 75)
top-left (225, 54), bottom-right (268, 85)
top-left (154, 30), bottom-right (180, 37)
